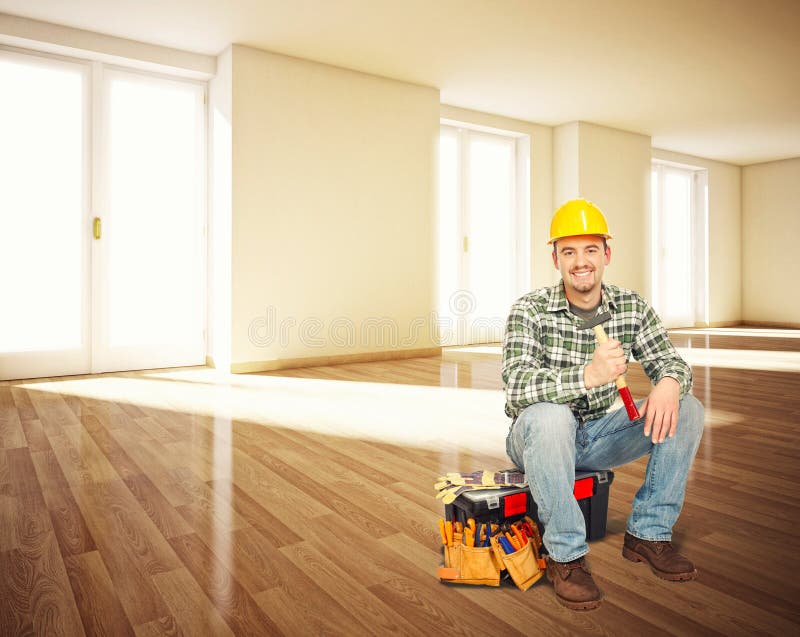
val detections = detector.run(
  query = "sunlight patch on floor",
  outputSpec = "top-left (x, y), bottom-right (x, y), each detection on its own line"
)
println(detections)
top-left (701, 408), bottom-right (747, 428)
top-left (18, 369), bottom-right (510, 457)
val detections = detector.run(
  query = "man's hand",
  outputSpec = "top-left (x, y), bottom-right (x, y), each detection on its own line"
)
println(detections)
top-left (584, 340), bottom-right (627, 389)
top-left (641, 377), bottom-right (680, 443)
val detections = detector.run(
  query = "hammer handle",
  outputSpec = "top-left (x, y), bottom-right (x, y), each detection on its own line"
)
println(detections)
top-left (592, 325), bottom-right (627, 390)
top-left (592, 324), bottom-right (641, 420)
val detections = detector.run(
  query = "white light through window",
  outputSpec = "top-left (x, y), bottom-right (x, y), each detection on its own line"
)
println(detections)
top-left (106, 72), bottom-right (203, 347)
top-left (651, 161), bottom-right (707, 328)
top-left (0, 56), bottom-right (85, 352)
top-left (438, 123), bottom-right (524, 345)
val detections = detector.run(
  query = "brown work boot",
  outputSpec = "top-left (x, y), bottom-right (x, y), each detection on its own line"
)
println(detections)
top-left (545, 556), bottom-right (603, 611)
top-left (622, 532), bottom-right (698, 581)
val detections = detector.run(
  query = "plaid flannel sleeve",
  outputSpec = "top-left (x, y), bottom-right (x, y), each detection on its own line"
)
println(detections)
top-left (502, 300), bottom-right (587, 414)
top-left (632, 299), bottom-right (693, 396)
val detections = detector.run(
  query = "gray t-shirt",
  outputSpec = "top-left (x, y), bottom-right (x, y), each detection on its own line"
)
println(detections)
top-left (568, 300), bottom-right (601, 321)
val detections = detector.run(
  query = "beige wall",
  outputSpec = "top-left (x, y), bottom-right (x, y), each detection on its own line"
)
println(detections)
top-left (742, 157), bottom-right (800, 326)
top-left (554, 122), bottom-right (651, 293)
top-left (553, 122), bottom-right (579, 202)
top-left (230, 45), bottom-right (440, 368)
top-left (652, 148), bottom-right (742, 326)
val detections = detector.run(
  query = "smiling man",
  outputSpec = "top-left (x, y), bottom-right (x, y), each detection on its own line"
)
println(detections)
top-left (502, 199), bottom-right (704, 611)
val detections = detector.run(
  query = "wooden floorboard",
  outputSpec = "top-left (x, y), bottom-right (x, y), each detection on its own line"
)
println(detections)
top-left (1, 328), bottom-right (799, 635)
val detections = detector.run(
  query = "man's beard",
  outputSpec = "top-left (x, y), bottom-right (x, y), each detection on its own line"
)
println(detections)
top-left (569, 270), bottom-right (596, 292)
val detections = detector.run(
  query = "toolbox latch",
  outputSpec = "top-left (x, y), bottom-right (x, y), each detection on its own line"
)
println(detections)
top-left (573, 477), bottom-right (595, 500)
top-left (503, 492), bottom-right (528, 517)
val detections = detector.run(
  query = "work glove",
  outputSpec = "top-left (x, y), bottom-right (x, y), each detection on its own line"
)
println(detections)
top-left (434, 469), bottom-right (527, 504)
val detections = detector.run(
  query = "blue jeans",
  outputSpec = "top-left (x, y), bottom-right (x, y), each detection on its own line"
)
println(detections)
top-left (505, 394), bottom-right (704, 562)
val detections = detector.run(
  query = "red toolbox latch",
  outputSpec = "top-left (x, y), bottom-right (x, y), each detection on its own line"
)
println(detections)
top-left (503, 492), bottom-right (528, 517)
top-left (573, 477), bottom-right (595, 500)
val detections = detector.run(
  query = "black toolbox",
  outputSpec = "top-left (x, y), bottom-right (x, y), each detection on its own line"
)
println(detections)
top-left (443, 470), bottom-right (614, 543)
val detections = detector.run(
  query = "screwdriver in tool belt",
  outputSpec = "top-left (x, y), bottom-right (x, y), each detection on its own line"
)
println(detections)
top-left (512, 524), bottom-right (528, 547)
top-left (464, 527), bottom-right (475, 547)
top-left (505, 531), bottom-right (521, 551)
top-left (444, 521), bottom-right (453, 547)
top-left (498, 536), bottom-right (516, 554)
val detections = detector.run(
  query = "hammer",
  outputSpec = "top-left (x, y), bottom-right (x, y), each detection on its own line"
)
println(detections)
top-left (580, 312), bottom-right (641, 421)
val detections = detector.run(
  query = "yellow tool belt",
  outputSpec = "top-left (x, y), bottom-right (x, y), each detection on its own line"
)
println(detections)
top-left (436, 516), bottom-right (544, 591)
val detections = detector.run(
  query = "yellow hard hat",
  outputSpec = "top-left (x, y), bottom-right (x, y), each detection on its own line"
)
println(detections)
top-left (548, 198), bottom-right (613, 244)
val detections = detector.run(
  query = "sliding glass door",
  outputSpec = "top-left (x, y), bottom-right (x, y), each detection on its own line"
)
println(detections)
top-left (438, 124), bottom-right (522, 346)
top-left (0, 51), bottom-right (91, 380)
top-left (93, 68), bottom-right (206, 373)
top-left (0, 49), bottom-right (206, 381)
top-left (650, 162), bottom-right (708, 328)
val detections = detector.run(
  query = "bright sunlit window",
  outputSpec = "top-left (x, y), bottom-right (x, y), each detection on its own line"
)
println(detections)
top-left (438, 122), bottom-right (529, 345)
top-left (651, 161), bottom-right (708, 328)
top-left (0, 48), bottom-right (207, 381)
top-left (106, 72), bottom-right (204, 347)
top-left (0, 53), bottom-right (86, 352)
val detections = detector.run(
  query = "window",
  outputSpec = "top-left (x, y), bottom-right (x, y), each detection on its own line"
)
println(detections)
top-left (0, 51), bottom-right (87, 354)
top-left (651, 161), bottom-right (708, 328)
top-left (0, 47), bottom-right (206, 381)
top-left (438, 122), bottom-right (529, 345)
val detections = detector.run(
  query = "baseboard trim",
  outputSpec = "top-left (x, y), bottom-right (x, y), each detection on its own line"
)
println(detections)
top-left (739, 320), bottom-right (800, 330)
top-left (231, 346), bottom-right (443, 374)
top-left (674, 321), bottom-right (800, 330)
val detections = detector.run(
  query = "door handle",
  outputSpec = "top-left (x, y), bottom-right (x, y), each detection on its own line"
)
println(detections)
top-left (93, 217), bottom-right (101, 240)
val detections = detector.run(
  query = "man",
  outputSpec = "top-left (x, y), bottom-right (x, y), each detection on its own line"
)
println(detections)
top-left (502, 198), bottom-right (704, 611)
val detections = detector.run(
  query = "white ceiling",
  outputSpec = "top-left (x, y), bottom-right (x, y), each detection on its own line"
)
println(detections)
top-left (1, 0), bottom-right (798, 165)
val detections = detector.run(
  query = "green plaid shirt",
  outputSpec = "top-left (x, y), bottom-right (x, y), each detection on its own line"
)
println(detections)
top-left (502, 282), bottom-right (692, 422)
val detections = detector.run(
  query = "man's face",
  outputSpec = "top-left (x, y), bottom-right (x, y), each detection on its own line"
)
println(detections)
top-left (552, 235), bottom-right (611, 296)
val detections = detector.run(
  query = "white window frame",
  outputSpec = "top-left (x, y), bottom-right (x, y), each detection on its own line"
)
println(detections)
top-left (438, 119), bottom-right (530, 345)
top-left (93, 63), bottom-right (208, 373)
top-left (651, 159), bottom-right (708, 328)
top-left (0, 43), bottom-right (208, 380)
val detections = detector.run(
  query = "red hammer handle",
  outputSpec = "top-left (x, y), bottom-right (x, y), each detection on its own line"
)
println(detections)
top-left (592, 325), bottom-right (641, 421)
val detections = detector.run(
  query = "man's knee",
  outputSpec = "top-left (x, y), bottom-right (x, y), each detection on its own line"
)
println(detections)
top-left (678, 393), bottom-right (705, 444)
top-left (516, 402), bottom-right (577, 445)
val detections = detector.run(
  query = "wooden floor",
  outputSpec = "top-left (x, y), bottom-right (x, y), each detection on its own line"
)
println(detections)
top-left (1, 328), bottom-right (799, 636)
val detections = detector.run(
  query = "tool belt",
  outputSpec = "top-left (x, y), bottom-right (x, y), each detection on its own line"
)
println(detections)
top-left (436, 517), bottom-right (545, 591)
